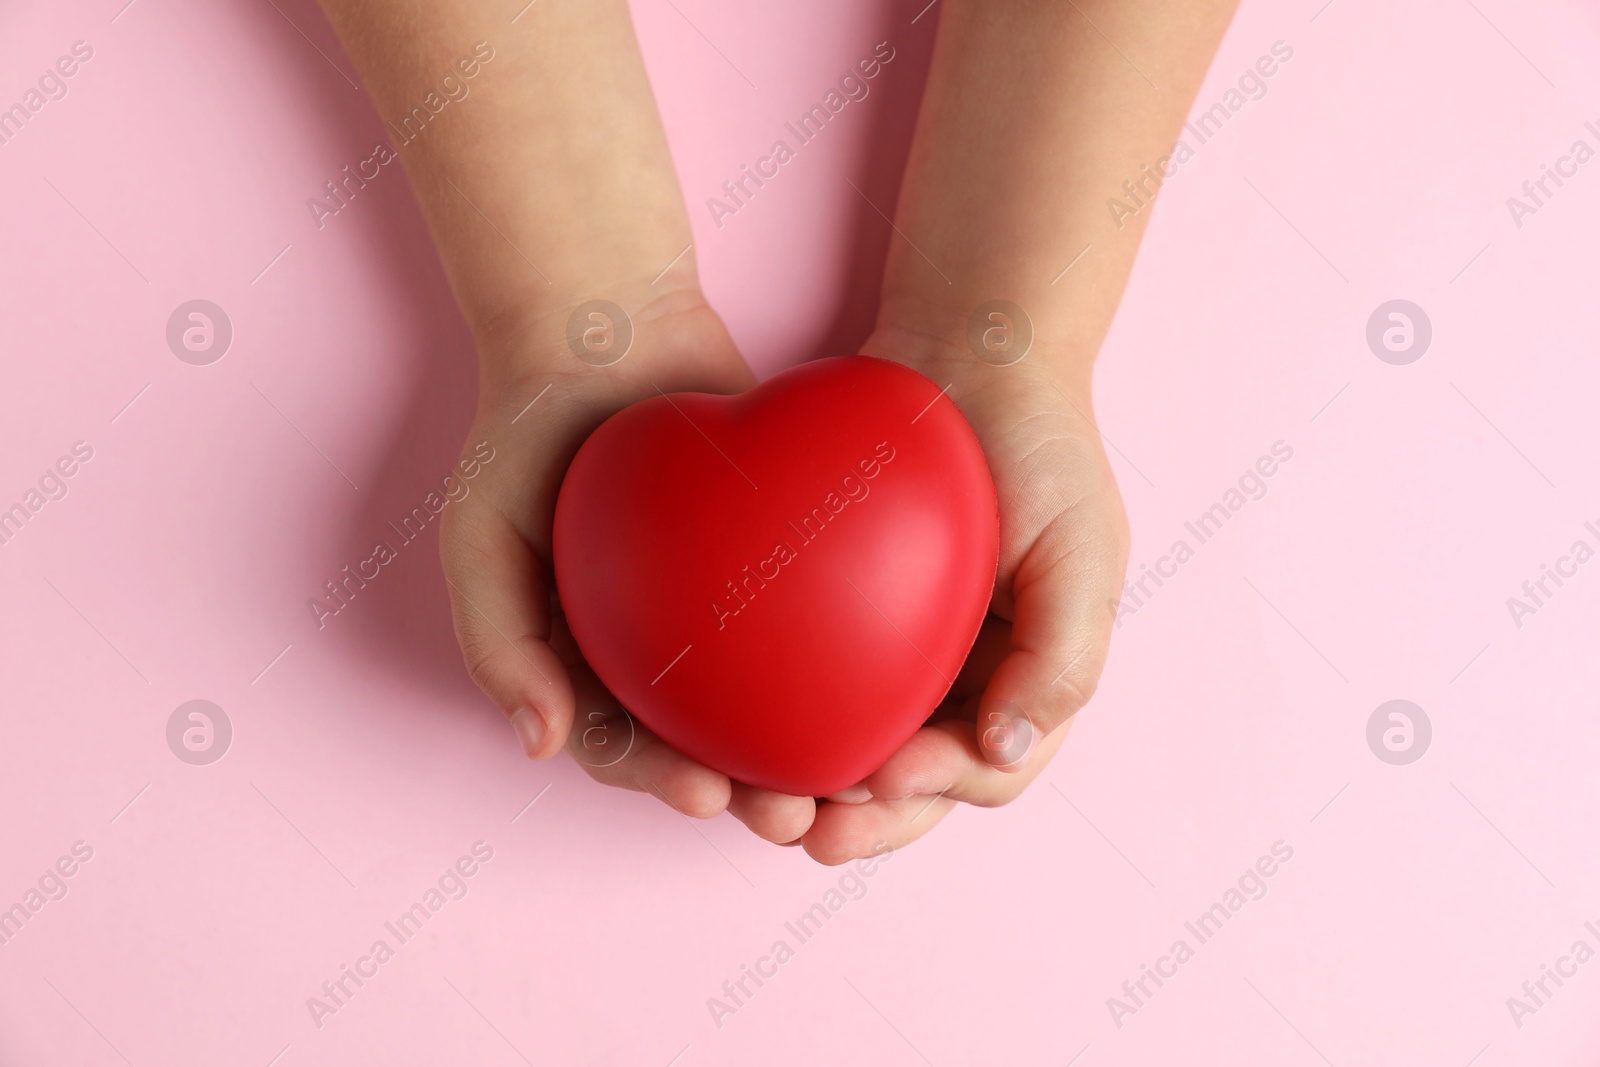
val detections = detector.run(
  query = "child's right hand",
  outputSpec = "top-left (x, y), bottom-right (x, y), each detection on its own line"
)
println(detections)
top-left (438, 281), bottom-right (820, 845)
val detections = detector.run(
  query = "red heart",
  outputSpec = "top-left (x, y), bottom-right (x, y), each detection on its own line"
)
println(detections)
top-left (553, 355), bottom-right (999, 797)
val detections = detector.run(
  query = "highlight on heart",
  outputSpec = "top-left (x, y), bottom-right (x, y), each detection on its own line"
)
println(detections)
top-left (552, 355), bottom-right (999, 798)
top-left (709, 440), bottom-right (897, 632)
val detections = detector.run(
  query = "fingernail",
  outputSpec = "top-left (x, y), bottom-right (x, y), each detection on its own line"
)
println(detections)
top-left (510, 706), bottom-right (545, 759)
top-left (828, 784), bottom-right (873, 804)
top-left (979, 701), bottom-right (1035, 769)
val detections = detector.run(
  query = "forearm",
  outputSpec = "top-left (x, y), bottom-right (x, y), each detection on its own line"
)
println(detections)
top-left (316, 0), bottom-right (697, 356)
top-left (876, 0), bottom-right (1238, 376)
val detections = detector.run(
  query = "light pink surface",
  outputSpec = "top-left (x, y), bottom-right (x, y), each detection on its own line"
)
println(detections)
top-left (2, 1), bottom-right (1598, 1064)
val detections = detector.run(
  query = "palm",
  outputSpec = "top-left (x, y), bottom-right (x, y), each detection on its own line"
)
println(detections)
top-left (441, 293), bottom-right (819, 842)
top-left (791, 336), bottom-right (1129, 863)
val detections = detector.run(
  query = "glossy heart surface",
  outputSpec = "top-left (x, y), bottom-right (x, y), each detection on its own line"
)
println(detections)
top-left (553, 356), bottom-right (999, 796)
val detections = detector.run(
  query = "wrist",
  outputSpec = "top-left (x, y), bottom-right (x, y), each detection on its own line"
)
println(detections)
top-left (471, 247), bottom-right (701, 358)
top-left (864, 296), bottom-right (1098, 399)
top-left (471, 276), bottom-right (755, 423)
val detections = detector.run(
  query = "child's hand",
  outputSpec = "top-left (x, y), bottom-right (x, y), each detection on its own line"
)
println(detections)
top-left (319, 0), bottom-right (1236, 861)
top-left (438, 287), bottom-right (818, 844)
top-left (787, 0), bottom-right (1236, 861)
top-left (799, 333), bottom-right (1129, 863)
top-left (316, 0), bottom-right (820, 843)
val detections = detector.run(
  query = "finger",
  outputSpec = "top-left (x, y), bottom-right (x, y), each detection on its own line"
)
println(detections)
top-left (565, 668), bottom-right (732, 819)
top-left (866, 715), bottom-right (1072, 806)
top-left (727, 783), bottom-right (817, 844)
top-left (976, 487), bottom-right (1128, 769)
top-left (439, 501), bottom-right (574, 760)
top-left (821, 644), bottom-right (1015, 802)
top-left (827, 619), bottom-right (1016, 805)
top-left (801, 793), bottom-right (958, 866)
top-left (826, 784), bottom-right (875, 804)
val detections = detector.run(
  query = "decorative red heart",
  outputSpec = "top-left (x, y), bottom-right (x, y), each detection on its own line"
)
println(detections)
top-left (552, 355), bottom-right (999, 797)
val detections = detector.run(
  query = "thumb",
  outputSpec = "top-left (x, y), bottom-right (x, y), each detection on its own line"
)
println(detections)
top-left (976, 483), bottom-right (1129, 769)
top-left (439, 500), bottom-right (575, 760)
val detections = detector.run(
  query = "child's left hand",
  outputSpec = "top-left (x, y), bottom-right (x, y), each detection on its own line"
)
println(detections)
top-left (800, 330), bottom-right (1130, 864)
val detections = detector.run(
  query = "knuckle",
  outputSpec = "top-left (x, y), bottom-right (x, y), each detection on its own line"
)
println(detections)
top-left (1053, 673), bottom-right (1095, 719)
top-left (459, 633), bottom-right (502, 692)
top-left (1047, 655), bottom-right (1103, 723)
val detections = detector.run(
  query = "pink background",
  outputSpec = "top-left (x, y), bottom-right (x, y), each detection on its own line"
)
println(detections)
top-left (3, 0), bottom-right (1598, 1064)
